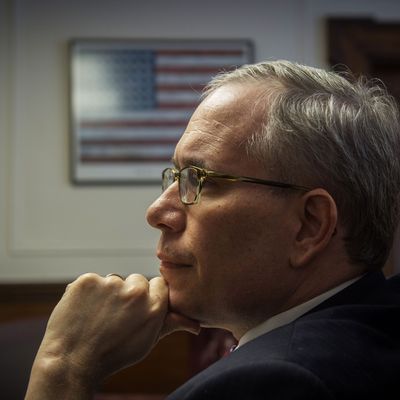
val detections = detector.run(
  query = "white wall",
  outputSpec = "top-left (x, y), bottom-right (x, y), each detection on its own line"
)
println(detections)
top-left (1, 0), bottom-right (400, 282)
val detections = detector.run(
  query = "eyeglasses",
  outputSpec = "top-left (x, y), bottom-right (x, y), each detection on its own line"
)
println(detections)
top-left (162, 165), bottom-right (311, 205)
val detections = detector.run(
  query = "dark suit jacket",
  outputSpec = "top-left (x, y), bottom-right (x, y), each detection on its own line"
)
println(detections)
top-left (167, 272), bottom-right (400, 399)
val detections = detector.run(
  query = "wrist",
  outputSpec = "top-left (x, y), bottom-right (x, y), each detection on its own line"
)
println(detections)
top-left (26, 350), bottom-right (95, 400)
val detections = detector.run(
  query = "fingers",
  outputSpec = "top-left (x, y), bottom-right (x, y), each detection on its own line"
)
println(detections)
top-left (124, 273), bottom-right (150, 292)
top-left (149, 276), bottom-right (169, 303)
top-left (161, 312), bottom-right (201, 338)
top-left (69, 273), bottom-right (162, 303)
top-left (67, 273), bottom-right (199, 338)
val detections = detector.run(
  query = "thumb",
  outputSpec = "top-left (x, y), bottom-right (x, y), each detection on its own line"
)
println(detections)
top-left (160, 312), bottom-right (201, 338)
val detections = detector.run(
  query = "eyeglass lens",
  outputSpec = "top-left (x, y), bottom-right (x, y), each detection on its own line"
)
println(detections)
top-left (180, 167), bottom-right (199, 204)
top-left (162, 168), bottom-right (174, 192)
top-left (162, 167), bottom-right (200, 204)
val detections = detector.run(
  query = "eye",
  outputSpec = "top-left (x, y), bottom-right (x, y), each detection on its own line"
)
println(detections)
top-left (203, 177), bottom-right (218, 186)
top-left (186, 168), bottom-right (199, 187)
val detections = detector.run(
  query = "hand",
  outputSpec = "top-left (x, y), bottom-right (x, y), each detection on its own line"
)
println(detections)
top-left (25, 273), bottom-right (200, 400)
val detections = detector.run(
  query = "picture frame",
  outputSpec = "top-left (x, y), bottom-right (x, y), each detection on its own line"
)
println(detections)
top-left (69, 39), bottom-right (254, 184)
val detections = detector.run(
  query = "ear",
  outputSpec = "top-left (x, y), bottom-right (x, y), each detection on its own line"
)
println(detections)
top-left (289, 189), bottom-right (338, 268)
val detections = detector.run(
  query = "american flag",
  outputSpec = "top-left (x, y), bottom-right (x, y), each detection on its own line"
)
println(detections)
top-left (70, 40), bottom-right (253, 183)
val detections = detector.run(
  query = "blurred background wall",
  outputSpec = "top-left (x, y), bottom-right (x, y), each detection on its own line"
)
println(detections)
top-left (1, 0), bottom-right (400, 281)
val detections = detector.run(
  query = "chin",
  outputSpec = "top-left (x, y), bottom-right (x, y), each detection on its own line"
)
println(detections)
top-left (169, 290), bottom-right (201, 320)
top-left (170, 292), bottom-right (224, 329)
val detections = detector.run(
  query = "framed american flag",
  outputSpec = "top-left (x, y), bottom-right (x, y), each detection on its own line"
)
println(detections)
top-left (69, 39), bottom-right (254, 184)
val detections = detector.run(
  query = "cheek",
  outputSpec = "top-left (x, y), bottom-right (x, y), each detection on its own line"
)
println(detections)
top-left (194, 205), bottom-right (275, 271)
top-left (196, 193), bottom-right (296, 272)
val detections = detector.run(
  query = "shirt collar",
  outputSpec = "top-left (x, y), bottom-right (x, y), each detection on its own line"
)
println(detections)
top-left (237, 275), bottom-right (364, 349)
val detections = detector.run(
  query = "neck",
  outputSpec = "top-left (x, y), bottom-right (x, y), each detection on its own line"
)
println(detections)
top-left (231, 261), bottom-right (366, 340)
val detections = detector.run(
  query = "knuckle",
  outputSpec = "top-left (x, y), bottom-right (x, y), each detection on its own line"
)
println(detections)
top-left (74, 272), bottom-right (100, 289)
top-left (124, 283), bottom-right (148, 302)
top-left (121, 275), bottom-right (148, 297)
top-left (150, 276), bottom-right (165, 286)
top-left (104, 276), bottom-right (124, 289)
top-left (149, 299), bottom-right (166, 316)
top-left (127, 273), bottom-right (147, 282)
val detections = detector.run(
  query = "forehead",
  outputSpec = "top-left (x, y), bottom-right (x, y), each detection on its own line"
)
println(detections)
top-left (174, 84), bottom-right (264, 170)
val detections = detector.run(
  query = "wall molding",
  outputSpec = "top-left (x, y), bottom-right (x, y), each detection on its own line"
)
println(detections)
top-left (8, 247), bottom-right (155, 258)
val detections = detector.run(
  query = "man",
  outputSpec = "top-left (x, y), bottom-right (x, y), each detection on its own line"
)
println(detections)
top-left (26, 60), bottom-right (400, 399)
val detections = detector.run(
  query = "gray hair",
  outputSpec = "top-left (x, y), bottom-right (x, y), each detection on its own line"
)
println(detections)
top-left (204, 60), bottom-right (400, 270)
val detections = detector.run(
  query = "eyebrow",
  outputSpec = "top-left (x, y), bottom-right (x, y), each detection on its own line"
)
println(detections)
top-left (171, 157), bottom-right (209, 170)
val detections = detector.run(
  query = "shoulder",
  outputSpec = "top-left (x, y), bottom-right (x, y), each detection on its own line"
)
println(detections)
top-left (167, 324), bottom-right (333, 400)
top-left (167, 351), bottom-right (334, 400)
top-left (168, 310), bottom-right (400, 400)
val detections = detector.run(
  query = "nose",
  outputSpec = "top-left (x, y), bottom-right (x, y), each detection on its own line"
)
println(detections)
top-left (146, 183), bottom-right (186, 233)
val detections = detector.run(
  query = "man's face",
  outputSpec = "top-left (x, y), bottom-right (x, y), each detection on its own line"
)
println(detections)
top-left (146, 84), bottom-right (300, 337)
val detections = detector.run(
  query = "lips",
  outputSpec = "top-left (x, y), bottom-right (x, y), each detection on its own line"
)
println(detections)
top-left (157, 251), bottom-right (192, 271)
top-left (159, 260), bottom-right (192, 269)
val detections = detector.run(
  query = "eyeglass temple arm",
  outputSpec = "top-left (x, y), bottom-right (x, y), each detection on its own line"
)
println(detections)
top-left (206, 172), bottom-right (310, 192)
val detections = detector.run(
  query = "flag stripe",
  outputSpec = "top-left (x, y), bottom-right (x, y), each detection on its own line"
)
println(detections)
top-left (156, 84), bottom-right (205, 91)
top-left (78, 127), bottom-right (183, 141)
top-left (156, 66), bottom-right (231, 74)
top-left (80, 120), bottom-right (188, 128)
top-left (156, 49), bottom-right (245, 56)
top-left (157, 102), bottom-right (200, 109)
top-left (81, 156), bottom-right (172, 163)
top-left (81, 138), bottom-right (178, 146)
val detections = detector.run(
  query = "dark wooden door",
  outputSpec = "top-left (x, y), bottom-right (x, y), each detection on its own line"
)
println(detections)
top-left (328, 18), bottom-right (400, 101)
